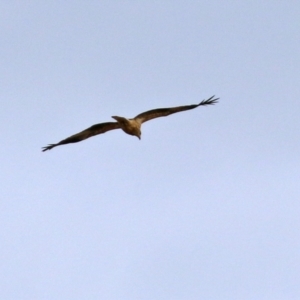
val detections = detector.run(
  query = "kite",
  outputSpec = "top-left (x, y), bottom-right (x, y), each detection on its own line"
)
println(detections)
top-left (42, 95), bottom-right (218, 151)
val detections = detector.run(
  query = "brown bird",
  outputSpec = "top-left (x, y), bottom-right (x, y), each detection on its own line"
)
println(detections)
top-left (42, 95), bottom-right (218, 152)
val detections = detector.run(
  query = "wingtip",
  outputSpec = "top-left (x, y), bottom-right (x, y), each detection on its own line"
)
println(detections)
top-left (199, 95), bottom-right (219, 106)
top-left (41, 144), bottom-right (55, 152)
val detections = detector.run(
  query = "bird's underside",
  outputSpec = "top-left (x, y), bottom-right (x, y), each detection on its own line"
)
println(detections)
top-left (42, 95), bottom-right (218, 152)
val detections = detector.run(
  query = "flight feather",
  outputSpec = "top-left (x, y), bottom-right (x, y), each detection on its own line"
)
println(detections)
top-left (42, 122), bottom-right (120, 151)
top-left (134, 95), bottom-right (218, 123)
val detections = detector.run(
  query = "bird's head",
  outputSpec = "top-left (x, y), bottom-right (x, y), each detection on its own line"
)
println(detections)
top-left (135, 129), bottom-right (141, 140)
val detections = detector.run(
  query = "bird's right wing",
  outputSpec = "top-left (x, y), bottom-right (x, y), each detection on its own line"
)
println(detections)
top-left (134, 95), bottom-right (219, 124)
top-left (42, 122), bottom-right (120, 152)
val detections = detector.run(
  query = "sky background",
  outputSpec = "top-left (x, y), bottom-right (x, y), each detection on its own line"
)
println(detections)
top-left (1, 1), bottom-right (300, 299)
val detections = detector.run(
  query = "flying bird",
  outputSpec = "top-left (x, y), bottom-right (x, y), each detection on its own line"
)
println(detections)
top-left (42, 95), bottom-right (218, 152)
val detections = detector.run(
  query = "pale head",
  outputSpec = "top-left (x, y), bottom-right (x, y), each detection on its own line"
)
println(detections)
top-left (131, 125), bottom-right (141, 140)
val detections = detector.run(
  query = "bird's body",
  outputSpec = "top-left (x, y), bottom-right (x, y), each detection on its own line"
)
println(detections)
top-left (111, 116), bottom-right (142, 139)
top-left (42, 95), bottom-right (218, 152)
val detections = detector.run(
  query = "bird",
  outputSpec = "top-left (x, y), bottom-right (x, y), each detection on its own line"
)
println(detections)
top-left (42, 95), bottom-right (218, 152)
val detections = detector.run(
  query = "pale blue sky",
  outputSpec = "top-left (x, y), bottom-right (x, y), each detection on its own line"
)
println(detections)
top-left (1, 1), bottom-right (300, 299)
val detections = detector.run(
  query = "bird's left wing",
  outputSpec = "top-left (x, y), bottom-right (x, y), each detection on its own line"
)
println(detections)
top-left (42, 122), bottom-right (120, 152)
top-left (134, 95), bottom-right (219, 124)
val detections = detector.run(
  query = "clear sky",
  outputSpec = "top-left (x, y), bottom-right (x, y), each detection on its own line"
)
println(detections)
top-left (1, 1), bottom-right (300, 299)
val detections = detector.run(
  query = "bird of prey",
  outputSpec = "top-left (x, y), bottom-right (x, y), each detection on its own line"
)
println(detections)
top-left (42, 95), bottom-right (218, 152)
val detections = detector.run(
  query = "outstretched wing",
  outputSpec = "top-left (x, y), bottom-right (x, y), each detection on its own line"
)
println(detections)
top-left (133, 95), bottom-right (219, 124)
top-left (42, 122), bottom-right (120, 152)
